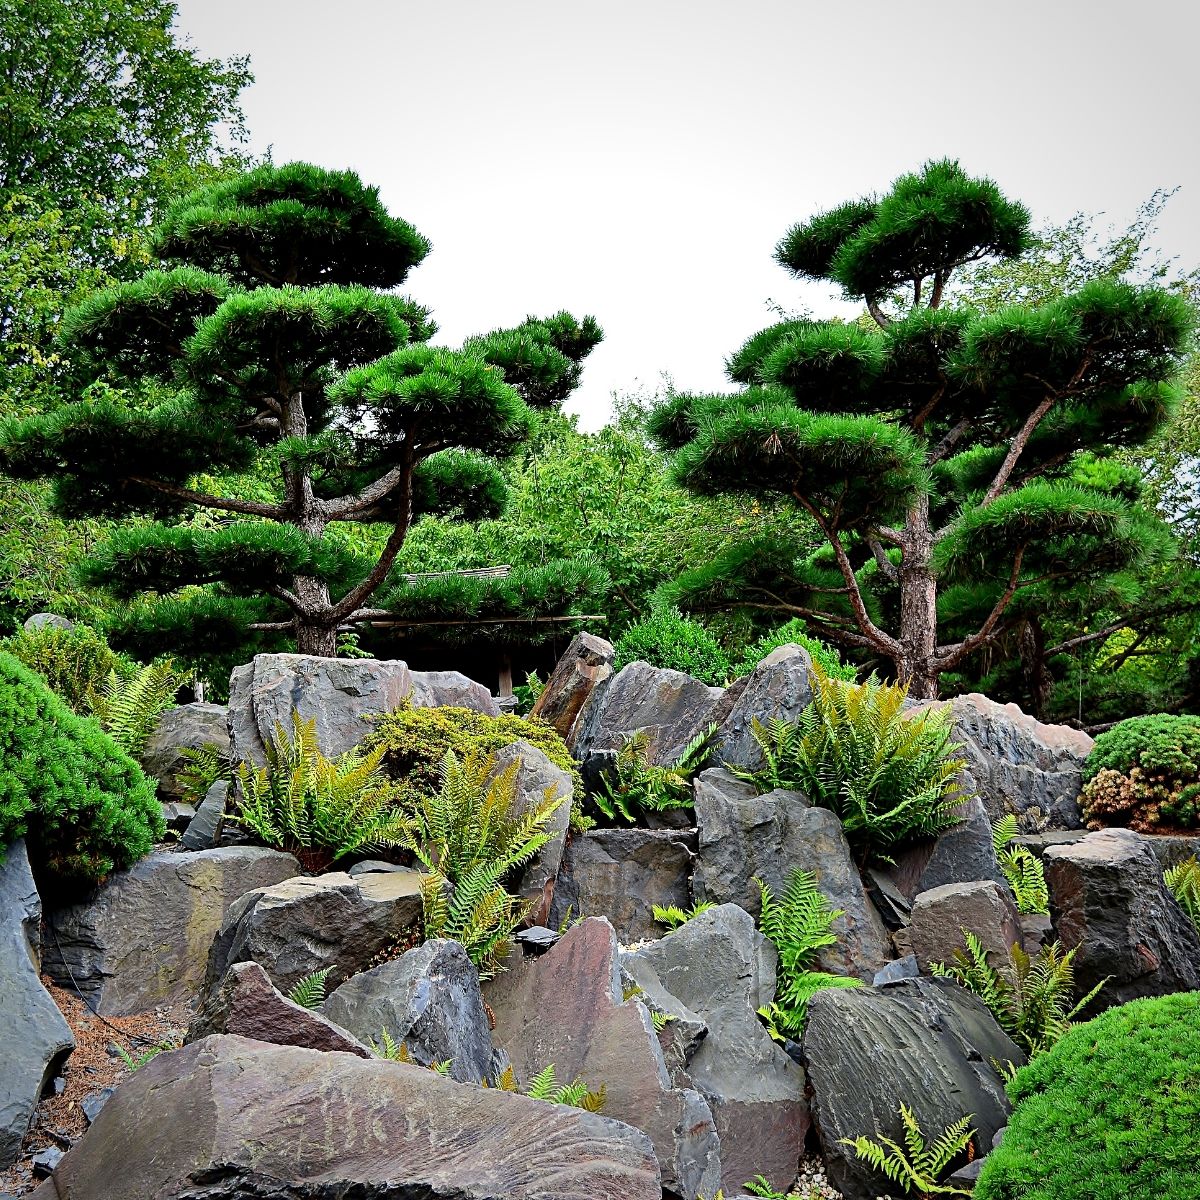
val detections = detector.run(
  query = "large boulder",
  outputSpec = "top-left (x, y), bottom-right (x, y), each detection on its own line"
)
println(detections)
top-left (530, 632), bottom-right (615, 743)
top-left (908, 881), bottom-right (1023, 972)
top-left (486, 741), bottom-right (573, 927)
top-left (716, 645), bottom-right (815, 770)
top-left (205, 868), bottom-right (424, 996)
top-left (802, 978), bottom-right (1023, 1200)
top-left (692, 769), bottom-right (890, 981)
top-left (623, 903), bottom-right (808, 1195)
top-left (570, 660), bottom-right (724, 767)
top-left (322, 939), bottom-right (495, 1084)
top-left (140, 702), bottom-right (230, 800)
top-left (885, 794), bottom-right (1009, 902)
top-left (911, 693), bottom-right (1093, 831)
top-left (487, 917), bottom-right (721, 1199)
top-left (32, 1036), bottom-right (662, 1200)
top-left (228, 653), bottom-right (498, 765)
top-left (1044, 828), bottom-right (1200, 1009)
top-left (43, 846), bottom-right (299, 1015)
top-left (186, 961), bottom-right (372, 1057)
top-left (547, 827), bottom-right (696, 944)
top-left (0, 841), bottom-right (74, 1168)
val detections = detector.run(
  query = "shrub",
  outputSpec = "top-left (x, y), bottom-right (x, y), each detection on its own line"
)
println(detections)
top-left (233, 714), bottom-right (407, 872)
top-left (975, 992), bottom-right (1200, 1200)
top-left (731, 618), bottom-right (856, 682)
top-left (755, 869), bottom-right (861, 1038)
top-left (1080, 714), bottom-right (1200, 832)
top-left (0, 651), bottom-right (162, 887)
top-left (930, 931), bottom-right (1104, 1058)
top-left (1, 622), bottom-right (127, 712)
top-left (612, 606), bottom-right (731, 685)
top-left (739, 665), bottom-right (967, 856)
top-left (366, 702), bottom-right (582, 800)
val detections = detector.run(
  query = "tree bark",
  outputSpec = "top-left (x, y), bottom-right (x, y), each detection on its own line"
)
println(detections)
top-left (295, 620), bottom-right (338, 657)
top-left (896, 496), bottom-right (940, 698)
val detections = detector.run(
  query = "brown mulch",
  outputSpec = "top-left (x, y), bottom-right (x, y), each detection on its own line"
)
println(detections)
top-left (0, 980), bottom-right (190, 1197)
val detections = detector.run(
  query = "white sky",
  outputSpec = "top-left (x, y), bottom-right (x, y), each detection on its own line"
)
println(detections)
top-left (173, 0), bottom-right (1200, 429)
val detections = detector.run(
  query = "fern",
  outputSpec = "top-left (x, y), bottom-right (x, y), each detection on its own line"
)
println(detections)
top-left (735, 665), bottom-right (967, 856)
top-left (755, 869), bottom-right (862, 1036)
top-left (841, 1102), bottom-right (975, 1197)
top-left (593, 723), bottom-right (717, 824)
top-left (367, 1029), bottom-right (451, 1075)
top-left (1165, 856), bottom-right (1200, 933)
top-left (176, 742), bottom-right (232, 806)
top-left (516, 1062), bottom-right (606, 1111)
top-left (652, 900), bottom-right (716, 930)
top-left (232, 713), bottom-right (407, 871)
top-left (89, 658), bottom-right (183, 757)
top-left (287, 966), bottom-right (333, 1009)
top-left (931, 930), bottom-right (1106, 1056)
top-left (992, 817), bottom-right (1049, 914)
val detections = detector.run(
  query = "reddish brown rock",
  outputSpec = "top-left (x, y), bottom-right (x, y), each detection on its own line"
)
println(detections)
top-left (530, 632), bottom-right (614, 743)
top-left (186, 961), bottom-right (372, 1057)
top-left (908, 880), bottom-right (1023, 972)
top-left (487, 917), bottom-right (721, 1198)
top-left (32, 1036), bottom-right (661, 1199)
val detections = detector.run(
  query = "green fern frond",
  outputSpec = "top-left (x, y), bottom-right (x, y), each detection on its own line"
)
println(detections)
top-left (1165, 856), bottom-right (1200, 932)
top-left (286, 966), bottom-right (333, 1009)
top-left (841, 1102), bottom-right (975, 1197)
top-left (652, 900), bottom-right (716, 930)
top-left (89, 658), bottom-right (183, 757)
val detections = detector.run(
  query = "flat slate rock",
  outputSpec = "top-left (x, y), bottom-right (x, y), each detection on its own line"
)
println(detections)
top-left (43, 846), bottom-right (300, 1015)
top-left (31, 1036), bottom-right (662, 1200)
top-left (0, 841), bottom-right (75, 1168)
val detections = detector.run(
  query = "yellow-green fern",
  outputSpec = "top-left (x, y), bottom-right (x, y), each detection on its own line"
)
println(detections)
top-left (89, 658), bottom-right (183, 757)
top-left (841, 1102), bottom-right (975, 1198)
top-left (992, 815), bottom-right (1049, 914)
top-left (1165, 856), bottom-right (1200, 932)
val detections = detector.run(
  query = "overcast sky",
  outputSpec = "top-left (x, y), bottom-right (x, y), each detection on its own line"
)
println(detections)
top-left (173, 0), bottom-right (1200, 428)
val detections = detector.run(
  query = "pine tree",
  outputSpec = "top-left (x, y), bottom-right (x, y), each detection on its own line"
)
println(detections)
top-left (650, 160), bottom-right (1192, 697)
top-left (0, 163), bottom-right (604, 660)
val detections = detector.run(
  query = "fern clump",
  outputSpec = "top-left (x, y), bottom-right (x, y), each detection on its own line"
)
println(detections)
top-left (755, 868), bottom-right (861, 1038)
top-left (410, 750), bottom-right (563, 978)
top-left (176, 742), bottom-right (233, 806)
top-left (89, 658), bottom-right (183, 758)
top-left (286, 966), bottom-right (333, 1009)
top-left (233, 713), bottom-right (407, 871)
top-left (488, 1062), bottom-right (606, 1112)
top-left (653, 900), bottom-right (717, 930)
top-left (1164, 856), bottom-right (1200, 933)
top-left (841, 1102), bottom-right (976, 1198)
top-left (739, 664), bottom-right (967, 856)
top-left (931, 930), bottom-right (1104, 1057)
top-left (991, 816), bottom-right (1049, 915)
top-left (592, 723), bottom-right (716, 825)
top-left (0, 651), bottom-right (163, 889)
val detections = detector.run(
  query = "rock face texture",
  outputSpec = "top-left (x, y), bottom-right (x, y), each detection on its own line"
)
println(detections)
top-left (323, 940), bottom-right (496, 1084)
top-left (802, 978), bottom-right (1022, 1200)
top-left (716, 645), bottom-right (815, 770)
top-left (624, 904), bottom-right (808, 1195)
top-left (487, 917), bottom-right (721, 1199)
top-left (887, 795), bottom-right (1008, 901)
top-left (911, 693), bottom-right (1092, 831)
top-left (141, 702), bottom-right (229, 800)
top-left (908, 881), bottom-right (1023, 972)
top-left (187, 961), bottom-right (372, 1057)
top-left (0, 841), bottom-right (74, 1168)
top-left (1044, 828), bottom-right (1200, 1008)
top-left (205, 868), bottom-right (424, 996)
top-left (31, 1036), bottom-right (663, 1200)
top-left (571, 661), bottom-right (724, 767)
top-left (547, 828), bottom-right (696, 944)
top-left (530, 631), bottom-right (615, 743)
top-left (486, 741), bottom-right (574, 927)
top-left (228, 653), bottom-right (498, 764)
top-left (43, 847), bottom-right (300, 1015)
top-left (693, 771), bottom-right (890, 981)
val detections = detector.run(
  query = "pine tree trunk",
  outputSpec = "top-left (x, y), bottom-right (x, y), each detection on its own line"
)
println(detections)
top-left (897, 497), bottom-right (940, 699)
top-left (295, 617), bottom-right (338, 657)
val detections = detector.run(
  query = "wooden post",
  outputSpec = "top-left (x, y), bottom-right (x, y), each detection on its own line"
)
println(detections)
top-left (498, 651), bottom-right (514, 699)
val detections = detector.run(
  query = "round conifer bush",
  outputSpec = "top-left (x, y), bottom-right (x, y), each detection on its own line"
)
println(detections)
top-left (0, 651), bottom-right (163, 888)
top-left (975, 991), bottom-right (1200, 1200)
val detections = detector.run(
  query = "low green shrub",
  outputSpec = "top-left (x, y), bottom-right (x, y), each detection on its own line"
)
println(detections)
top-left (975, 992), bottom-right (1200, 1200)
top-left (612, 606), bottom-right (731, 685)
top-left (1, 622), bottom-right (127, 712)
top-left (365, 702), bottom-right (582, 800)
top-left (1080, 714), bottom-right (1200, 832)
top-left (738, 665), bottom-right (967, 856)
top-left (0, 651), bottom-right (162, 887)
top-left (731, 618), bottom-right (856, 682)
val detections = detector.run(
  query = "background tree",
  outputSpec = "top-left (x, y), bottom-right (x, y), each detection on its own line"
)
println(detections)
top-left (0, 163), bottom-right (605, 661)
top-left (650, 160), bottom-right (1193, 698)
